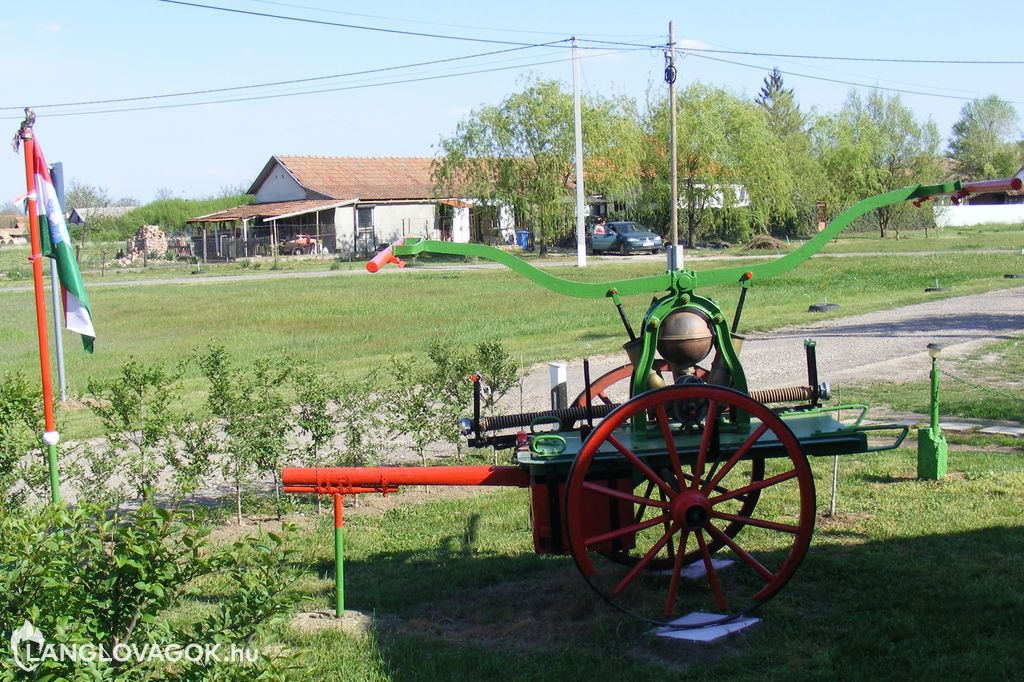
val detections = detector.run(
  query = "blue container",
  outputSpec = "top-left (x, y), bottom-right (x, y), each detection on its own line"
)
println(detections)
top-left (516, 230), bottom-right (530, 249)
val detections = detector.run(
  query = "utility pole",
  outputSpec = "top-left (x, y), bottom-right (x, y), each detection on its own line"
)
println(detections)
top-left (667, 21), bottom-right (680, 263)
top-left (572, 35), bottom-right (587, 267)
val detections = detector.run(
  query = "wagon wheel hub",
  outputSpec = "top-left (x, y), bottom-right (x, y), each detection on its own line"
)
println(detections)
top-left (672, 490), bottom-right (711, 530)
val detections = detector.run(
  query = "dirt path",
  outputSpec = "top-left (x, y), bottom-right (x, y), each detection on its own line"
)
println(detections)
top-left (510, 286), bottom-right (1024, 412)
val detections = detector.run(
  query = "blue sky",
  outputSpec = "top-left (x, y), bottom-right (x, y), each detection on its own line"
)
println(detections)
top-left (3, 1), bottom-right (1021, 204)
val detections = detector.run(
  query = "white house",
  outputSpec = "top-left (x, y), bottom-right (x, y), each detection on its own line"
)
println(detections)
top-left (933, 167), bottom-right (1024, 227)
top-left (188, 156), bottom-right (515, 260)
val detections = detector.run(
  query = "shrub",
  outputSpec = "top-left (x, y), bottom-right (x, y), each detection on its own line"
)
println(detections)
top-left (0, 502), bottom-right (297, 680)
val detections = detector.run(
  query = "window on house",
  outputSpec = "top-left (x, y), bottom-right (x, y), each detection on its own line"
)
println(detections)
top-left (357, 206), bottom-right (374, 229)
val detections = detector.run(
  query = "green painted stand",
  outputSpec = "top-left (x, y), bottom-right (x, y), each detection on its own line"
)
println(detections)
top-left (917, 351), bottom-right (948, 480)
top-left (333, 494), bottom-right (345, 618)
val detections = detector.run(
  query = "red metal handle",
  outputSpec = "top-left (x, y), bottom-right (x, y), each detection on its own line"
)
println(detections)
top-left (961, 177), bottom-right (1022, 195)
top-left (366, 241), bottom-right (407, 273)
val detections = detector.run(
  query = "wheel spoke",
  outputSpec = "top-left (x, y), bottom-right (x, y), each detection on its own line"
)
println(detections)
top-left (606, 434), bottom-right (675, 498)
top-left (633, 480), bottom-right (656, 523)
top-left (663, 530), bottom-right (691, 619)
top-left (582, 481), bottom-right (671, 509)
top-left (660, 487), bottom-right (676, 561)
top-left (696, 530), bottom-right (726, 611)
top-left (691, 399), bottom-right (719, 487)
top-left (710, 469), bottom-right (798, 505)
top-left (703, 422), bottom-right (770, 493)
top-left (712, 510), bottom-right (801, 534)
top-left (706, 524), bottom-right (775, 582)
top-left (584, 513), bottom-right (670, 547)
top-left (612, 525), bottom-right (677, 597)
top-left (655, 404), bottom-right (685, 484)
top-left (597, 391), bottom-right (613, 406)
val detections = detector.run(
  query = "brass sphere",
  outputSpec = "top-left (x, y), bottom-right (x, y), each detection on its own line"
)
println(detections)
top-left (656, 309), bottom-right (713, 366)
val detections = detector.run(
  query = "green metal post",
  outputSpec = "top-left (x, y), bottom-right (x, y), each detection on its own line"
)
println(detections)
top-left (45, 439), bottom-right (61, 504)
top-left (917, 348), bottom-right (948, 480)
top-left (333, 494), bottom-right (344, 617)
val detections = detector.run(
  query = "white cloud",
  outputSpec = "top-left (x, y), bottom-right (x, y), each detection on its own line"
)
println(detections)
top-left (679, 38), bottom-right (711, 50)
top-left (43, 24), bottom-right (62, 33)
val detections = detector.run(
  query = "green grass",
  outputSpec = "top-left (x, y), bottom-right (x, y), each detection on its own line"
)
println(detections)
top-left (185, 435), bottom-right (1022, 680)
top-left (1, 249), bottom-right (1022, 439)
top-left (818, 222), bottom-right (1024, 254)
top-left (846, 336), bottom-right (1024, 422)
top-left (4, 225), bottom-right (1023, 678)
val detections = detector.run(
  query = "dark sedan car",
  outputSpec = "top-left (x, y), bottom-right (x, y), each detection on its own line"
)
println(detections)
top-left (589, 221), bottom-right (663, 255)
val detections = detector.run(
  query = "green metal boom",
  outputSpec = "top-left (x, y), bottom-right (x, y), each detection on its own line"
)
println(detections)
top-left (387, 180), bottom-right (962, 298)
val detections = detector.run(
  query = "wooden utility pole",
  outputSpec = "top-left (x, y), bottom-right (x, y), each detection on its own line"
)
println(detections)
top-left (668, 21), bottom-right (679, 250)
top-left (572, 36), bottom-right (587, 267)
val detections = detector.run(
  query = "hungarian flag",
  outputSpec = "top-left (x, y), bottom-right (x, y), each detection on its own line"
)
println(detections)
top-left (33, 142), bottom-right (95, 353)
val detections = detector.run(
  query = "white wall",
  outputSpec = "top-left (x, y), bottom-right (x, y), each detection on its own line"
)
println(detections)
top-left (453, 207), bottom-right (470, 242)
top-left (334, 206), bottom-right (355, 252)
top-left (371, 203), bottom-right (437, 244)
top-left (254, 164), bottom-right (307, 203)
top-left (934, 205), bottom-right (1024, 227)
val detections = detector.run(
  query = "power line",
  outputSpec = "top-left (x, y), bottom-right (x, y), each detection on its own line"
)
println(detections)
top-left (159, 0), bottom-right (560, 47)
top-left (683, 46), bottom-right (1024, 65)
top-left (156, 0), bottom-right (656, 52)
top-left (684, 52), bottom-right (1024, 104)
top-left (1, 49), bottom-right (629, 120)
top-left (244, 0), bottom-right (661, 40)
top-left (0, 41), bottom-right (565, 111)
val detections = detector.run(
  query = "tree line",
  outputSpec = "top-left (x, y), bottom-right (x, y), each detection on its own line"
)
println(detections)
top-left (433, 72), bottom-right (1023, 249)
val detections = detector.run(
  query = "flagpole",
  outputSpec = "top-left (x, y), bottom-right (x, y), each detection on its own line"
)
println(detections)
top-left (49, 161), bottom-right (69, 402)
top-left (18, 113), bottom-right (62, 505)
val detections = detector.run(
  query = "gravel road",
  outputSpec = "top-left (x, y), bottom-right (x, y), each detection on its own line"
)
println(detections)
top-left (511, 286), bottom-right (1024, 411)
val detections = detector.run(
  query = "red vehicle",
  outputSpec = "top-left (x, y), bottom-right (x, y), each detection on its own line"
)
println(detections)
top-left (280, 233), bottom-right (318, 255)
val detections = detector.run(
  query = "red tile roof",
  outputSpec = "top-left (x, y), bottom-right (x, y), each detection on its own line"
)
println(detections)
top-left (273, 156), bottom-right (439, 200)
top-left (187, 199), bottom-right (351, 224)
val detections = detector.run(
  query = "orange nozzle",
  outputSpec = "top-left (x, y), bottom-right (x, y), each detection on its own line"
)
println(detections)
top-left (366, 242), bottom-right (407, 273)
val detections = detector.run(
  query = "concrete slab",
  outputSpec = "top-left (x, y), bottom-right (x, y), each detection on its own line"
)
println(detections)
top-left (978, 425), bottom-right (1024, 437)
top-left (653, 612), bottom-right (760, 641)
top-left (654, 558), bottom-right (735, 578)
top-left (939, 421), bottom-right (982, 433)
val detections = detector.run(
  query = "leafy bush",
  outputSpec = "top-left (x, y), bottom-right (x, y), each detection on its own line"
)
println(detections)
top-left (198, 347), bottom-right (289, 524)
top-left (0, 502), bottom-right (297, 680)
top-left (0, 372), bottom-right (48, 508)
top-left (84, 358), bottom-right (218, 507)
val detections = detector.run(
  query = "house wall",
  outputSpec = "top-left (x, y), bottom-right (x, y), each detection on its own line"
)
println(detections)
top-left (254, 164), bottom-right (309, 203)
top-left (934, 205), bottom-right (1024, 227)
top-left (335, 206), bottom-right (355, 253)
top-left (370, 203), bottom-right (438, 243)
top-left (453, 207), bottom-right (470, 242)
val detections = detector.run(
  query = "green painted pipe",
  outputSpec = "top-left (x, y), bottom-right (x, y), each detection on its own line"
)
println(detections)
top-left (334, 494), bottom-right (344, 618)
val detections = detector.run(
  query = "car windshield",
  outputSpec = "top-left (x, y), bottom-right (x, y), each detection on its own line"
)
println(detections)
top-left (616, 223), bottom-right (643, 234)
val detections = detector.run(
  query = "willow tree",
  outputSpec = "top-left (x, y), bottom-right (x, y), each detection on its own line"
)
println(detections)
top-left (645, 83), bottom-right (795, 247)
top-left (949, 95), bottom-right (1022, 180)
top-left (432, 79), bottom-right (645, 255)
top-left (814, 90), bottom-right (942, 238)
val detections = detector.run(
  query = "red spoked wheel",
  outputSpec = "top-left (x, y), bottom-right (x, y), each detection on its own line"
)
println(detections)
top-left (572, 359), bottom-right (677, 408)
top-left (574, 363), bottom-right (762, 571)
top-left (564, 384), bottom-right (815, 626)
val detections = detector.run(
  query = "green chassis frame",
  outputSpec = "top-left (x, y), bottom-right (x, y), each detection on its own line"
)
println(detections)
top-left (390, 180), bottom-right (962, 438)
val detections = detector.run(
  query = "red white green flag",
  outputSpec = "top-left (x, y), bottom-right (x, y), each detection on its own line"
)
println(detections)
top-left (33, 142), bottom-right (95, 352)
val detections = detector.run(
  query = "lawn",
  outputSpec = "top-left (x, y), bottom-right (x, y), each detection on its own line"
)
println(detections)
top-left (1, 245), bottom-right (1022, 439)
top-left (222, 437), bottom-right (1023, 680)
top-left (2, 227), bottom-right (1022, 679)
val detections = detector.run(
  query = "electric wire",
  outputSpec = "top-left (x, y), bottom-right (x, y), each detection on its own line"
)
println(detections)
top-left (682, 46), bottom-right (1024, 65)
top-left (0, 41), bottom-right (567, 111)
top-left (244, 0), bottom-right (663, 40)
top-left (0, 49), bottom-right (629, 120)
top-left (157, 0), bottom-right (648, 51)
top-left (684, 51), bottom-right (1024, 104)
